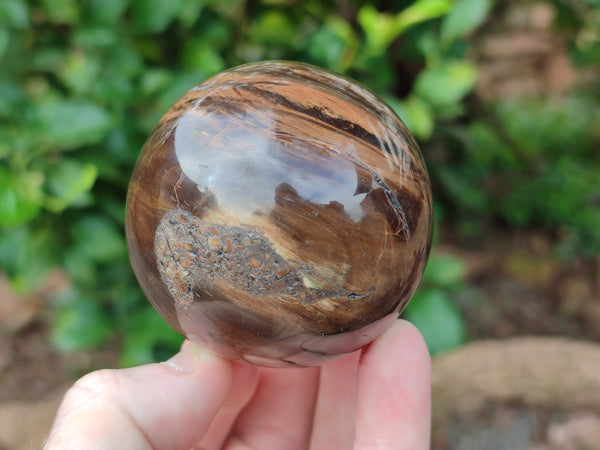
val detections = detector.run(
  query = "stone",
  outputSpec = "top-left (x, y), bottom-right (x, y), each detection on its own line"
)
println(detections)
top-left (126, 61), bottom-right (432, 367)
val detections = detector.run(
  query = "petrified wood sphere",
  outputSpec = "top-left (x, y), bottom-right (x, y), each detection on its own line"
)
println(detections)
top-left (126, 61), bottom-right (432, 367)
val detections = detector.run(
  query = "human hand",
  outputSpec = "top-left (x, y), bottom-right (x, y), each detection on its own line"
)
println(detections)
top-left (45, 319), bottom-right (431, 449)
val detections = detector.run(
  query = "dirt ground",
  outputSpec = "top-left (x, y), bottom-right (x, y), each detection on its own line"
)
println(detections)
top-left (435, 225), bottom-right (600, 450)
top-left (0, 307), bottom-right (119, 449)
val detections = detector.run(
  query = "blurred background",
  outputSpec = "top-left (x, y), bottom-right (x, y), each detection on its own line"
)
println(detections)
top-left (0, 0), bottom-right (599, 448)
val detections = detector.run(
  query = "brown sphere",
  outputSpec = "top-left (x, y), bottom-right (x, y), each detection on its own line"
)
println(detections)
top-left (126, 61), bottom-right (432, 367)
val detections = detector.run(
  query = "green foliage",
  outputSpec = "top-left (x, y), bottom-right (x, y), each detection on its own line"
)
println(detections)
top-left (441, 0), bottom-right (492, 44)
top-left (14, 0), bottom-right (586, 363)
top-left (0, 0), bottom-right (482, 364)
top-left (357, 0), bottom-right (452, 57)
top-left (6, 0), bottom-right (594, 364)
top-left (405, 289), bottom-right (467, 354)
top-left (549, 0), bottom-right (600, 68)
top-left (404, 252), bottom-right (468, 355)
top-left (51, 288), bottom-right (112, 352)
top-left (120, 308), bottom-right (185, 367)
top-left (432, 96), bottom-right (600, 257)
top-left (45, 159), bottom-right (98, 213)
top-left (0, 167), bottom-right (43, 226)
top-left (414, 61), bottom-right (477, 108)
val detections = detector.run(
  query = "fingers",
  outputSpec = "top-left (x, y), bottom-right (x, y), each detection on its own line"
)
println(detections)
top-left (354, 319), bottom-right (431, 450)
top-left (45, 322), bottom-right (431, 450)
top-left (198, 361), bottom-right (260, 449)
top-left (309, 351), bottom-right (360, 450)
top-left (45, 344), bottom-right (234, 450)
top-left (225, 365), bottom-right (320, 450)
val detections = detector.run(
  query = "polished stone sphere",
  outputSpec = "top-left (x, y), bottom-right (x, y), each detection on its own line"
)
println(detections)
top-left (126, 61), bottom-right (432, 367)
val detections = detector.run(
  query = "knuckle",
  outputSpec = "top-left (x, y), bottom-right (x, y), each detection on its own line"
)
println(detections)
top-left (64, 369), bottom-right (122, 407)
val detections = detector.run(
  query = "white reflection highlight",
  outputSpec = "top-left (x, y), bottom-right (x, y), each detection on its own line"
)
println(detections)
top-left (174, 111), bottom-right (366, 221)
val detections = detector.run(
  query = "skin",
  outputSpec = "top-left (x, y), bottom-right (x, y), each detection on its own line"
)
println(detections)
top-left (45, 319), bottom-right (431, 450)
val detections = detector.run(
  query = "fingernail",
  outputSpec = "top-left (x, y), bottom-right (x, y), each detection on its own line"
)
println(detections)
top-left (163, 342), bottom-right (217, 373)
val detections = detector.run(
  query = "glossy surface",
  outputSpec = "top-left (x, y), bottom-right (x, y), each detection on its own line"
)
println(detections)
top-left (126, 61), bottom-right (433, 367)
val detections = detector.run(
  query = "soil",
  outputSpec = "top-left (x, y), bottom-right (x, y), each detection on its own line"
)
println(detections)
top-left (431, 229), bottom-right (600, 449)
top-left (0, 273), bottom-right (119, 449)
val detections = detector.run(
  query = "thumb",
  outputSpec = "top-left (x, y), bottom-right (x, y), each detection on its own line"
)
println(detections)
top-left (45, 343), bottom-right (233, 450)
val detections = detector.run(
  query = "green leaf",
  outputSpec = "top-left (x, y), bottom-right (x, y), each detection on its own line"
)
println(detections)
top-left (178, 0), bottom-right (205, 28)
top-left (74, 27), bottom-right (118, 50)
top-left (132, 0), bottom-right (184, 33)
top-left (92, 76), bottom-right (135, 106)
top-left (251, 10), bottom-right (298, 47)
top-left (182, 38), bottom-right (225, 75)
top-left (45, 159), bottom-right (98, 212)
top-left (415, 27), bottom-right (441, 64)
top-left (205, 0), bottom-right (244, 19)
top-left (396, 0), bottom-right (453, 33)
top-left (63, 247), bottom-right (97, 285)
top-left (30, 47), bottom-right (66, 73)
top-left (0, 167), bottom-right (43, 226)
top-left (414, 61), bottom-right (477, 107)
top-left (41, 0), bottom-right (79, 25)
top-left (140, 69), bottom-right (173, 96)
top-left (308, 16), bottom-right (358, 72)
top-left (84, 0), bottom-right (129, 25)
top-left (358, 0), bottom-right (451, 55)
top-left (154, 72), bottom-right (206, 118)
top-left (388, 95), bottom-right (434, 140)
top-left (120, 308), bottom-right (184, 367)
top-left (0, 0), bottom-right (30, 28)
top-left (404, 290), bottom-right (467, 354)
top-left (72, 215), bottom-right (126, 264)
top-left (51, 291), bottom-right (112, 351)
top-left (108, 43), bottom-right (144, 78)
top-left (0, 224), bottom-right (57, 293)
top-left (0, 78), bottom-right (26, 118)
top-left (437, 165), bottom-right (488, 214)
top-left (31, 99), bottom-right (113, 151)
top-left (58, 51), bottom-right (101, 95)
top-left (194, 16), bottom-right (231, 48)
top-left (421, 253), bottom-right (466, 287)
top-left (441, 0), bottom-right (492, 44)
top-left (0, 29), bottom-right (9, 60)
top-left (357, 5), bottom-right (396, 55)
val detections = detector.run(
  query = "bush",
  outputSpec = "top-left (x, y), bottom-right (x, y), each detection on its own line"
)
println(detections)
top-left (8, 0), bottom-right (597, 362)
top-left (1, 0), bottom-right (488, 363)
top-left (430, 95), bottom-right (600, 257)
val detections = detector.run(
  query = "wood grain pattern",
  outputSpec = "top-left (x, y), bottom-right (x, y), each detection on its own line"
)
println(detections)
top-left (126, 61), bottom-right (432, 367)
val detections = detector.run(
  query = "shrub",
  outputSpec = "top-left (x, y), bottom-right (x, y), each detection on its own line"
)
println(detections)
top-left (0, 0), bottom-right (525, 363)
